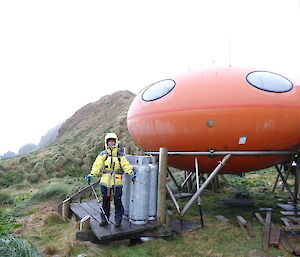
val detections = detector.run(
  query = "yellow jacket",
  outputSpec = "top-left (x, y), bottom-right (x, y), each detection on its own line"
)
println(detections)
top-left (90, 133), bottom-right (133, 187)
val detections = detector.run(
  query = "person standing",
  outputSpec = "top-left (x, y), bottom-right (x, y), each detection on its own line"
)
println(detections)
top-left (85, 133), bottom-right (136, 227)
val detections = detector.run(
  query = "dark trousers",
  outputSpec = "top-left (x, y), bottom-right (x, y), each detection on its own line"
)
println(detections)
top-left (100, 185), bottom-right (124, 223)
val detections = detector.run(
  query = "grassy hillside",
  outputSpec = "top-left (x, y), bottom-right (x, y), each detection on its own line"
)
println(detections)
top-left (0, 90), bottom-right (137, 188)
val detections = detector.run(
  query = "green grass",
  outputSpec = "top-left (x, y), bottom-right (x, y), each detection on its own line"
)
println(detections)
top-left (0, 211), bottom-right (21, 236)
top-left (0, 192), bottom-right (15, 205)
top-left (0, 235), bottom-right (41, 257)
top-left (12, 183), bottom-right (70, 217)
top-left (29, 184), bottom-right (69, 202)
top-left (0, 172), bottom-right (24, 187)
top-left (2, 169), bottom-right (295, 257)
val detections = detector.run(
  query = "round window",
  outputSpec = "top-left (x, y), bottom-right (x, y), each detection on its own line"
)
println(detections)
top-left (142, 79), bottom-right (176, 101)
top-left (246, 71), bottom-right (293, 93)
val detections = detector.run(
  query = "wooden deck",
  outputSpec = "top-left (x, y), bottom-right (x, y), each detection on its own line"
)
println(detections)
top-left (70, 199), bottom-right (159, 241)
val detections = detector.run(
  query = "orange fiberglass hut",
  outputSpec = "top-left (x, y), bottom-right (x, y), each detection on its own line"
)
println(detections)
top-left (127, 67), bottom-right (300, 174)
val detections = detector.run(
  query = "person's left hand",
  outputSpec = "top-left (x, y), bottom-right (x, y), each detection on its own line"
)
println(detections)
top-left (131, 172), bottom-right (137, 182)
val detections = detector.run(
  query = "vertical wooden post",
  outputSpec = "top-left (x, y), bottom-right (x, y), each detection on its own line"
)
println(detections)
top-left (62, 198), bottom-right (71, 221)
top-left (263, 211), bottom-right (272, 251)
top-left (80, 215), bottom-right (91, 231)
top-left (157, 147), bottom-right (168, 224)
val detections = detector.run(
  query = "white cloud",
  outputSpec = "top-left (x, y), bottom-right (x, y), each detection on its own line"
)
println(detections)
top-left (0, 0), bottom-right (299, 154)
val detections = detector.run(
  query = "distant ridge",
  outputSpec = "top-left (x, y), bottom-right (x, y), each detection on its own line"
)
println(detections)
top-left (0, 90), bottom-right (137, 186)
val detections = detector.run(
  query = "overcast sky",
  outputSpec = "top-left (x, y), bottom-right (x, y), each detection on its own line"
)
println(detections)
top-left (0, 0), bottom-right (300, 155)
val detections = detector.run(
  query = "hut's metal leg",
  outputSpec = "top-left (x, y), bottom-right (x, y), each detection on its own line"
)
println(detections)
top-left (275, 165), bottom-right (294, 200)
top-left (272, 172), bottom-right (280, 193)
top-left (166, 184), bottom-right (181, 215)
top-left (181, 154), bottom-right (231, 216)
top-left (181, 171), bottom-right (193, 191)
top-left (294, 166), bottom-right (300, 204)
top-left (186, 171), bottom-right (193, 193)
top-left (195, 157), bottom-right (204, 227)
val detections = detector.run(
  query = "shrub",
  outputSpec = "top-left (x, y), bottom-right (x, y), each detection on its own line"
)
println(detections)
top-left (74, 157), bottom-right (83, 166)
top-left (21, 163), bottom-right (33, 173)
top-left (0, 211), bottom-right (20, 236)
top-left (81, 164), bottom-right (90, 173)
top-left (33, 162), bottom-right (43, 171)
top-left (14, 180), bottom-right (31, 191)
top-left (55, 156), bottom-right (66, 169)
top-left (72, 145), bottom-right (81, 151)
top-left (0, 235), bottom-right (41, 257)
top-left (0, 163), bottom-right (8, 171)
top-left (86, 137), bottom-right (92, 146)
top-left (0, 172), bottom-right (24, 187)
top-left (15, 193), bottom-right (31, 203)
top-left (76, 150), bottom-right (85, 160)
top-left (228, 177), bottom-right (253, 199)
top-left (86, 154), bottom-right (95, 163)
top-left (91, 138), bottom-right (99, 147)
top-left (51, 153), bottom-right (61, 161)
top-left (69, 181), bottom-right (88, 196)
top-left (42, 159), bottom-right (55, 174)
top-left (0, 193), bottom-right (15, 205)
top-left (58, 146), bottom-right (66, 153)
top-left (30, 184), bottom-right (69, 202)
top-left (65, 153), bottom-right (75, 162)
top-left (43, 213), bottom-right (63, 225)
top-left (62, 165), bottom-right (84, 178)
top-left (43, 244), bottom-right (58, 255)
top-left (18, 157), bottom-right (28, 165)
top-left (25, 172), bottom-right (40, 184)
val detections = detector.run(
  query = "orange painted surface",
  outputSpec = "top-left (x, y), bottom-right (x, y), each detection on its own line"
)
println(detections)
top-left (127, 67), bottom-right (300, 173)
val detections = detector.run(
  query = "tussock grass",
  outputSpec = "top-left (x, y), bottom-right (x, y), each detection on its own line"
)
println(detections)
top-left (43, 243), bottom-right (58, 255)
top-left (30, 184), bottom-right (69, 202)
top-left (0, 211), bottom-right (21, 236)
top-left (0, 192), bottom-right (15, 205)
top-left (0, 235), bottom-right (41, 257)
top-left (12, 183), bottom-right (70, 217)
top-left (43, 213), bottom-right (64, 225)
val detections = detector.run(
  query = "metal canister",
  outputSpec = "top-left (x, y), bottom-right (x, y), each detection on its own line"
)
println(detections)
top-left (148, 156), bottom-right (158, 220)
top-left (122, 155), bottom-right (136, 219)
top-left (129, 156), bottom-right (151, 225)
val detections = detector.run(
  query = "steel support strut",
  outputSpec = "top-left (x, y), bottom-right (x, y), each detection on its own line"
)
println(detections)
top-left (166, 184), bottom-right (181, 214)
top-left (274, 165), bottom-right (294, 200)
top-left (181, 172), bottom-right (193, 189)
top-left (181, 154), bottom-right (232, 216)
top-left (294, 164), bottom-right (300, 204)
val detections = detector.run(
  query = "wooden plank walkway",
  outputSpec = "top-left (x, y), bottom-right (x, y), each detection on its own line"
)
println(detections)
top-left (70, 199), bottom-right (159, 241)
top-left (277, 203), bottom-right (299, 211)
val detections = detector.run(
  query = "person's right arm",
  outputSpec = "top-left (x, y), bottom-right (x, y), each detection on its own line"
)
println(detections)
top-left (90, 155), bottom-right (105, 176)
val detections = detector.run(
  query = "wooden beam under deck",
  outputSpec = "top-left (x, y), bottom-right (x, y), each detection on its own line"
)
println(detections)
top-left (70, 199), bottom-right (159, 241)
